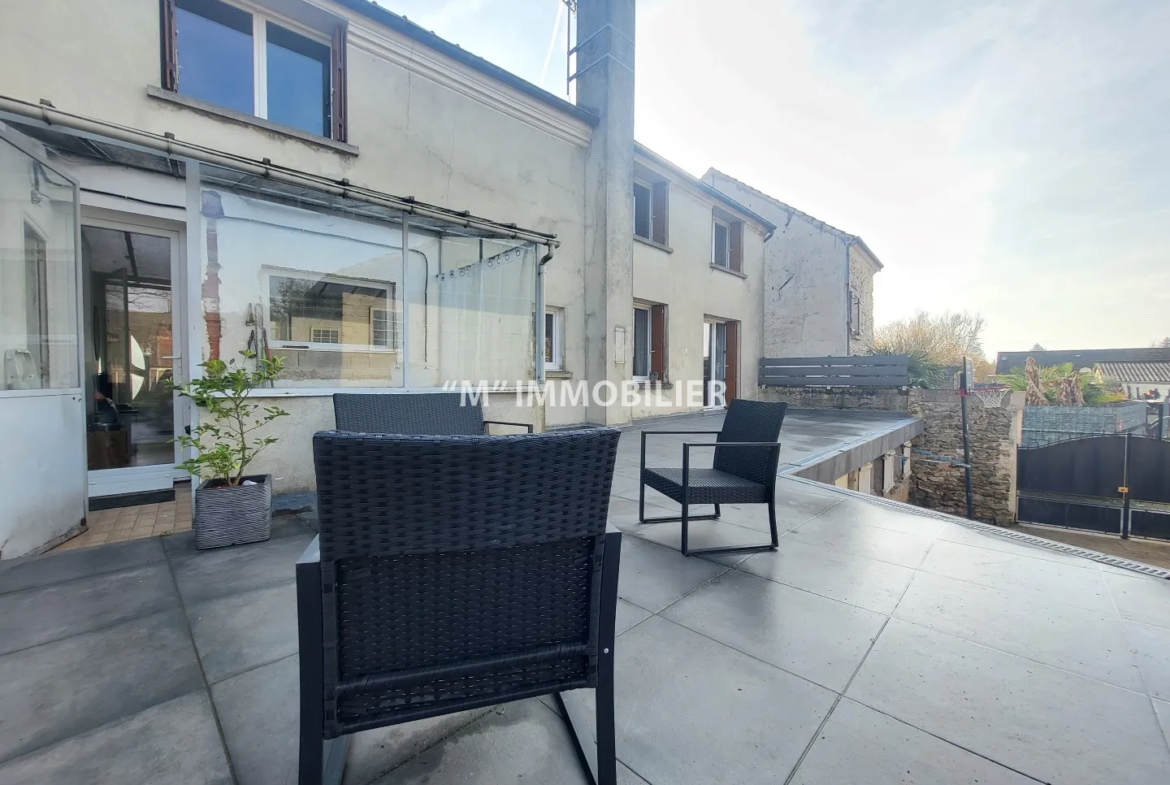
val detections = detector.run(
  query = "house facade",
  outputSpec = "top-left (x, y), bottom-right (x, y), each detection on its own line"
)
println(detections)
top-left (703, 169), bottom-right (881, 359)
top-left (0, 0), bottom-right (776, 557)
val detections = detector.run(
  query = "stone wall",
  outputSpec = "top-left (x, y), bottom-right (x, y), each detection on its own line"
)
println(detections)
top-left (758, 385), bottom-right (910, 411)
top-left (907, 390), bottom-right (1023, 525)
top-left (758, 384), bottom-right (1024, 524)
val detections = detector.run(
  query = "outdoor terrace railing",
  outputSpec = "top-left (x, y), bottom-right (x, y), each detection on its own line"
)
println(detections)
top-left (758, 355), bottom-right (909, 388)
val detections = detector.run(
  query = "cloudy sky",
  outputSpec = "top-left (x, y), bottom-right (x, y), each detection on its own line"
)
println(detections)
top-left (393, 0), bottom-right (1170, 357)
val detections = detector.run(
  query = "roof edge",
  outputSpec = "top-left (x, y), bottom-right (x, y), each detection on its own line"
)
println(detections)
top-left (704, 167), bottom-right (883, 267)
top-left (635, 145), bottom-right (776, 233)
top-left (332, 0), bottom-right (598, 128)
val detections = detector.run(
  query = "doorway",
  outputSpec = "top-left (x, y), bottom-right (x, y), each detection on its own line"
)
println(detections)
top-left (702, 319), bottom-right (739, 407)
top-left (82, 219), bottom-right (184, 499)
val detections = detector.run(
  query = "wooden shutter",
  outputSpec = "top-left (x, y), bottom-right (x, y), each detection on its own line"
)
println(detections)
top-left (650, 304), bottom-right (667, 381)
top-left (729, 221), bottom-right (744, 272)
top-left (724, 321), bottom-right (738, 402)
top-left (160, 0), bottom-right (178, 92)
top-left (651, 181), bottom-right (669, 246)
top-left (331, 24), bottom-right (349, 142)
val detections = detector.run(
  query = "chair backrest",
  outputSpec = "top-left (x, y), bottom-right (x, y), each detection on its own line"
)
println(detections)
top-left (714, 399), bottom-right (788, 485)
top-left (332, 392), bottom-right (485, 435)
top-left (311, 427), bottom-right (620, 733)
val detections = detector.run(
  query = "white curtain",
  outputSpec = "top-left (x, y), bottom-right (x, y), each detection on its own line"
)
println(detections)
top-left (437, 242), bottom-right (535, 384)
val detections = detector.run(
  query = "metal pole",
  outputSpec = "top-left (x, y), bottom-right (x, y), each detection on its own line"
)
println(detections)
top-left (1121, 432), bottom-right (1131, 539)
top-left (960, 390), bottom-right (974, 520)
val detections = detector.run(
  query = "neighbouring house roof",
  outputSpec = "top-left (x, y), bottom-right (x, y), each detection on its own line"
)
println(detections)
top-left (634, 144), bottom-right (777, 234)
top-left (332, 0), bottom-right (597, 127)
top-left (701, 168), bottom-right (883, 269)
top-left (995, 348), bottom-right (1170, 375)
top-left (1098, 362), bottom-right (1170, 384)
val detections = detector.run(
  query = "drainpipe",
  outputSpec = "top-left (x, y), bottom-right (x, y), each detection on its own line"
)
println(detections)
top-left (536, 244), bottom-right (554, 383)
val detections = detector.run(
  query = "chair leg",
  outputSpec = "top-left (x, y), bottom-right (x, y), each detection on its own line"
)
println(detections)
top-left (767, 498), bottom-right (780, 548)
top-left (681, 501), bottom-right (689, 556)
top-left (714, 503), bottom-right (721, 519)
top-left (638, 476), bottom-right (645, 523)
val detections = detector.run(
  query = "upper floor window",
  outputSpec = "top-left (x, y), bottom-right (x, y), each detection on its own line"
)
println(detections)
top-left (712, 216), bottom-right (744, 273)
top-left (162, 0), bottom-right (347, 140)
top-left (633, 178), bottom-right (668, 246)
top-left (544, 307), bottom-right (564, 371)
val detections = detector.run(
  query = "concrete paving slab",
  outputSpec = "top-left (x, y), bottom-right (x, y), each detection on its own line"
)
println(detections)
top-left (167, 523), bottom-right (314, 605)
top-left (0, 691), bottom-right (231, 785)
top-left (787, 508), bottom-right (936, 569)
top-left (604, 615), bottom-right (835, 785)
top-left (629, 516), bottom-right (775, 555)
top-left (848, 619), bottom-right (1170, 785)
top-left (0, 538), bottom-right (165, 595)
top-left (0, 609), bottom-right (202, 763)
top-left (186, 580), bottom-right (298, 684)
top-left (0, 562), bottom-right (178, 656)
top-left (615, 598), bottom-right (652, 635)
top-left (616, 536), bottom-right (726, 613)
top-left (1123, 620), bottom-right (1170, 701)
top-left (210, 654), bottom-right (489, 785)
top-left (734, 537), bottom-right (915, 615)
top-left (370, 699), bottom-right (645, 785)
top-left (1104, 571), bottom-right (1170, 629)
top-left (789, 698), bottom-right (1035, 785)
top-left (662, 570), bottom-right (885, 691)
top-left (919, 539), bottom-right (1115, 614)
top-left (895, 571), bottom-right (1144, 691)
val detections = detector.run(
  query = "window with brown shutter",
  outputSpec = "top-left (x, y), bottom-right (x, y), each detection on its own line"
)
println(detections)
top-left (729, 221), bottom-right (744, 272)
top-left (331, 23), bottom-right (349, 142)
top-left (724, 320), bottom-right (739, 401)
top-left (160, 0), bottom-right (178, 91)
top-left (650, 303), bottom-right (667, 381)
top-left (651, 181), bottom-right (668, 246)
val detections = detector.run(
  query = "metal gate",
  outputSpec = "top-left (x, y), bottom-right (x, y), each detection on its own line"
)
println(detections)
top-left (1016, 434), bottom-right (1170, 540)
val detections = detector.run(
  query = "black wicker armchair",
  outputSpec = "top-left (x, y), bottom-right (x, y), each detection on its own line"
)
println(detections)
top-left (298, 427), bottom-right (622, 785)
top-left (332, 391), bottom-right (532, 435)
top-left (639, 399), bottom-right (788, 556)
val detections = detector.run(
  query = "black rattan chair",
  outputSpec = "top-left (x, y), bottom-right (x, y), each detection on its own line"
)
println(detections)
top-left (639, 399), bottom-right (788, 556)
top-left (298, 427), bottom-right (622, 785)
top-left (332, 392), bottom-right (532, 435)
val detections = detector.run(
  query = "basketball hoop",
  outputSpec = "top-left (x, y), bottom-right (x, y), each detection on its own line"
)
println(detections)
top-left (972, 387), bottom-right (1009, 408)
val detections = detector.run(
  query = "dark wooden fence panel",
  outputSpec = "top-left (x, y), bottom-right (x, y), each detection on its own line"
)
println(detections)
top-left (758, 356), bottom-right (909, 388)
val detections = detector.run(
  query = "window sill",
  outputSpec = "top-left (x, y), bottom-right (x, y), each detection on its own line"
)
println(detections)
top-left (636, 380), bottom-right (673, 390)
top-left (634, 235), bottom-right (673, 254)
top-left (545, 369), bottom-right (574, 379)
top-left (710, 264), bottom-right (747, 279)
top-left (146, 86), bottom-right (360, 157)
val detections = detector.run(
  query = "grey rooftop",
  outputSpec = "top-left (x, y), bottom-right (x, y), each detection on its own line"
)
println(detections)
top-left (1, 415), bottom-right (1169, 784)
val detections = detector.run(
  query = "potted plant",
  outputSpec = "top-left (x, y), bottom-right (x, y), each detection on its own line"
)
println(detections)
top-left (171, 351), bottom-right (289, 549)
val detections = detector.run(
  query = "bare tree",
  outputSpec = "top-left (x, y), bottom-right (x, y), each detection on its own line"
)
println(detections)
top-left (874, 311), bottom-right (988, 366)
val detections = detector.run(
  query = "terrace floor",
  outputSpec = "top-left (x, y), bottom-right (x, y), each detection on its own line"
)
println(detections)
top-left (2, 416), bottom-right (1170, 784)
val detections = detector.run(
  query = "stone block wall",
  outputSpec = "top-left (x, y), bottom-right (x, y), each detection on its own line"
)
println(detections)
top-left (907, 390), bottom-right (1023, 525)
top-left (758, 384), bottom-right (1024, 524)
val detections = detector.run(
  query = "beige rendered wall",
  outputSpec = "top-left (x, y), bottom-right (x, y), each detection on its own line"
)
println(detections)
top-left (704, 173), bottom-right (850, 358)
top-left (629, 166), bottom-right (765, 421)
top-left (847, 244), bottom-right (878, 354)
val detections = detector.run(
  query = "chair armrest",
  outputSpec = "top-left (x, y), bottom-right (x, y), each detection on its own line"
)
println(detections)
top-left (483, 419), bottom-right (534, 433)
top-left (681, 442), bottom-right (782, 484)
top-left (641, 430), bottom-right (721, 469)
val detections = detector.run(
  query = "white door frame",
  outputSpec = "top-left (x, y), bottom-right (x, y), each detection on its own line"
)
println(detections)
top-left (81, 212), bottom-right (188, 497)
top-left (0, 122), bottom-right (88, 553)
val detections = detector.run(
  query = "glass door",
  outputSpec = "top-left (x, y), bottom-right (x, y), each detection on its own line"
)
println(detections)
top-left (704, 320), bottom-right (727, 408)
top-left (0, 123), bottom-right (87, 557)
top-left (82, 221), bottom-right (182, 497)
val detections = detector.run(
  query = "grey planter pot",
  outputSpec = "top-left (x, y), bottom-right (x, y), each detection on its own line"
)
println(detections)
top-left (194, 474), bottom-right (272, 549)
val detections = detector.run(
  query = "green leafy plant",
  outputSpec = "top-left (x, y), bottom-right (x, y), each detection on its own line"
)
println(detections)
top-left (169, 351), bottom-right (289, 486)
top-left (871, 347), bottom-right (943, 388)
top-left (999, 362), bottom-right (1128, 407)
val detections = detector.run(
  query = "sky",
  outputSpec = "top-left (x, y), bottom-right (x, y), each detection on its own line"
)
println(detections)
top-left (389, 0), bottom-right (1170, 358)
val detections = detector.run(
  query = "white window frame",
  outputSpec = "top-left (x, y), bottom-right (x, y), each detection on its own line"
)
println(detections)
top-left (370, 306), bottom-right (396, 350)
top-left (261, 267), bottom-right (395, 354)
top-left (311, 327), bottom-right (339, 344)
top-left (632, 305), bottom-right (652, 381)
top-left (633, 179), bottom-right (653, 240)
top-left (182, 0), bottom-right (332, 128)
top-left (544, 307), bottom-right (564, 371)
top-left (712, 217), bottom-right (731, 268)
